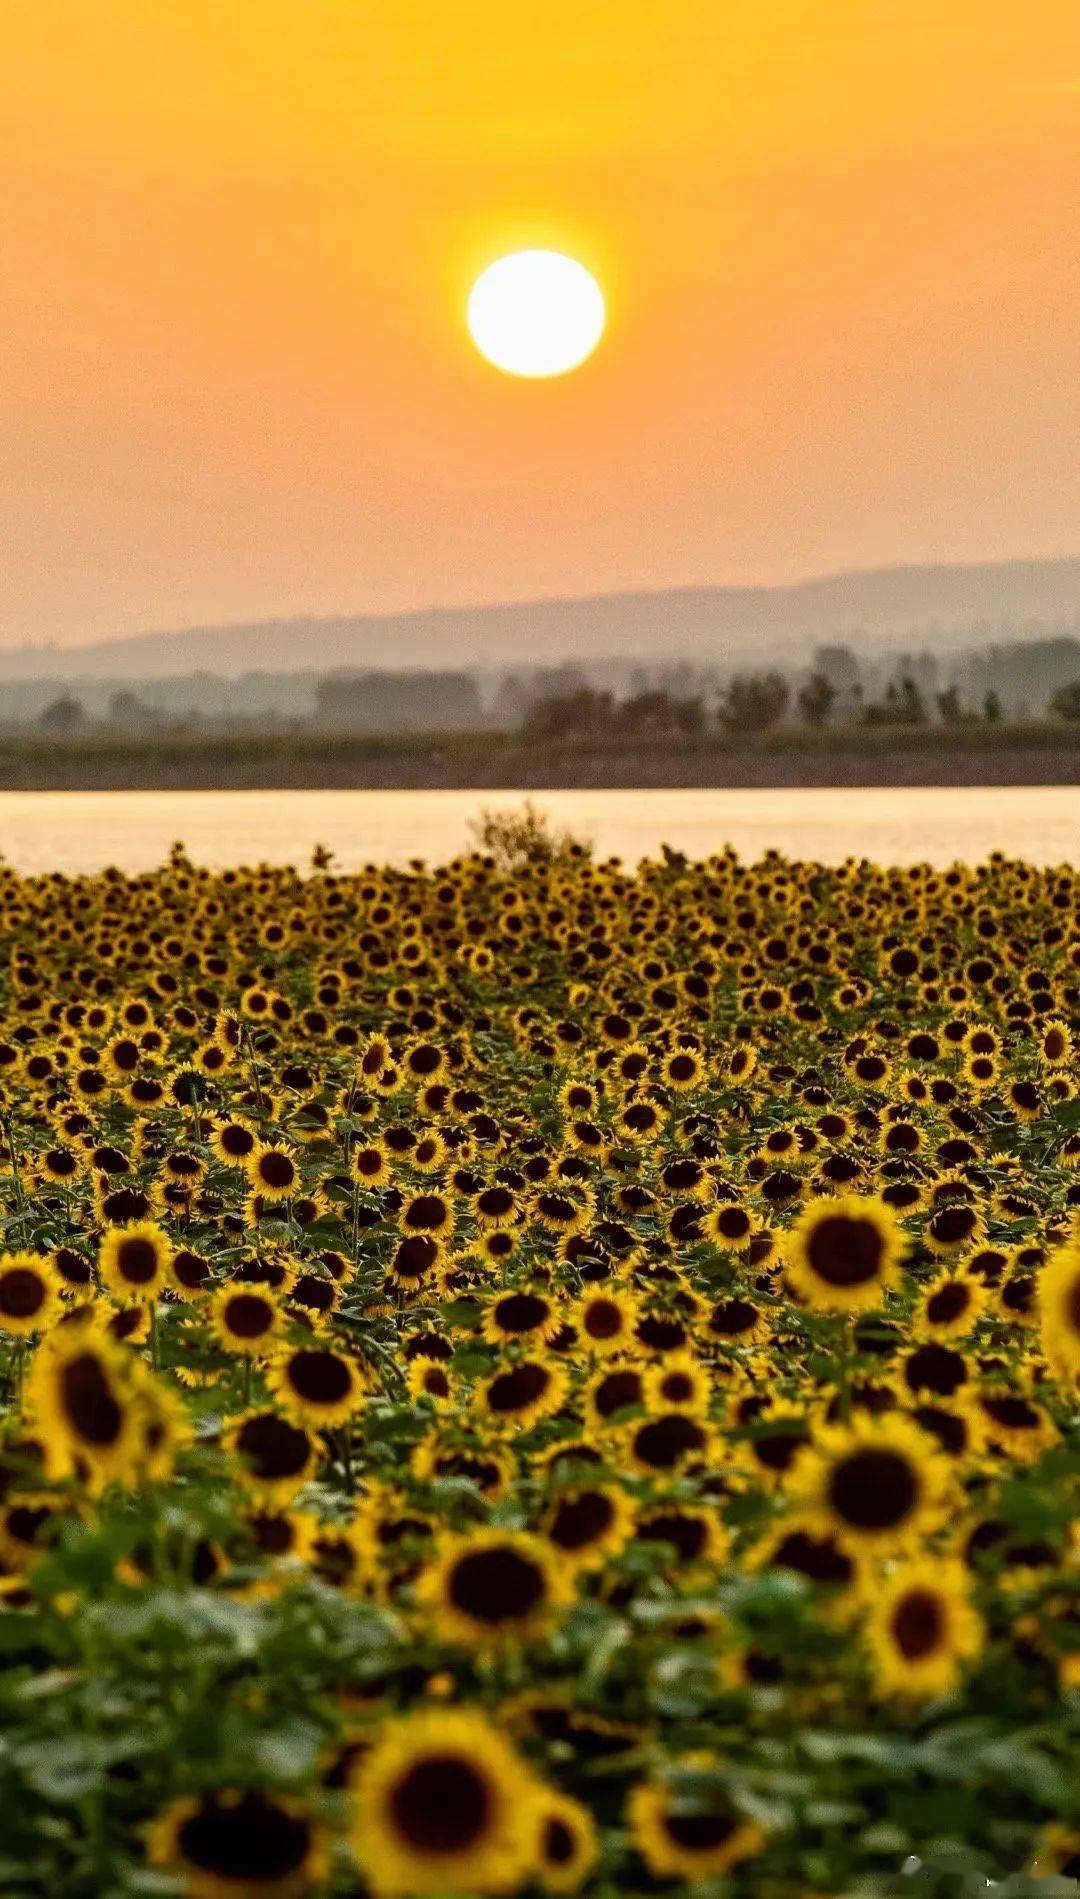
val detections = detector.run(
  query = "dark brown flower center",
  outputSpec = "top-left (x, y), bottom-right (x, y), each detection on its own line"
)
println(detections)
top-left (548, 1490), bottom-right (615, 1551)
top-left (806, 1215), bottom-right (884, 1287)
top-left (0, 1269), bottom-right (46, 1318)
top-left (448, 1545), bottom-right (546, 1623)
top-left (177, 1793), bottom-right (311, 1882)
top-left (389, 1756), bottom-right (492, 1853)
top-left (287, 1350), bottom-right (353, 1405)
top-left (891, 1587), bottom-right (944, 1659)
top-left (116, 1237), bottom-right (159, 1284)
top-left (828, 1448), bottom-right (919, 1530)
top-left (60, 1352), bottom-right (123, 1447)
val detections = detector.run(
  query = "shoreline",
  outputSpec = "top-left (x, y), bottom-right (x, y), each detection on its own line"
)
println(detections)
top-left (0, 726), bottom-right (1077, 790)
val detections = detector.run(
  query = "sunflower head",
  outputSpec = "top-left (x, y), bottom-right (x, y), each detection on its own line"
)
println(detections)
top-left (349, 1709), bottom-right (541, 1896)
top-left (785, 1193), bottom-right (906, 1311)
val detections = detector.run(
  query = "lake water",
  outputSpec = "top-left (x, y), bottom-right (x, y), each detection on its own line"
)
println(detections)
top-left (0, 787), bottom-right (1075, 873)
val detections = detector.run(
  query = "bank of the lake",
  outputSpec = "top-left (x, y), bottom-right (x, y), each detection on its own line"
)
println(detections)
top-left (0, 720), bottom-right (1077, 791)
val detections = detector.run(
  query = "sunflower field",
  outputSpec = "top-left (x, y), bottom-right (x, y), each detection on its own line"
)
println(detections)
top-left (1, 836), bottom-right (1080, 1896)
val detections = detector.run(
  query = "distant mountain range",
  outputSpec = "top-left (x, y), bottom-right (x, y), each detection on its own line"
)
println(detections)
top-left (6, 556), bottom-right (1080, 681)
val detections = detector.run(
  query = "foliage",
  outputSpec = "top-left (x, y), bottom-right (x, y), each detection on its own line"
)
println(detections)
top-left (718, 671), bottom-right (790, 732)
top-left (469, 799), bottom-right (591, 868)
top-left (1049, 681), bottom-right (1080, 722)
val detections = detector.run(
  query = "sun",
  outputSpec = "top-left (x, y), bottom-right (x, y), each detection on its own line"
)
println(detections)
top-left (467, 250), bottom-right (605, 379)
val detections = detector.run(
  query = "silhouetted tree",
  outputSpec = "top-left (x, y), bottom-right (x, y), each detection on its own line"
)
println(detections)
top-left (521, 690), bottom-right (613, 742)
top-left (109, 688), bottom-right (152, 725)
top-left (897, 675), bottom-right (927, 723)
top-left (38, 696), bottom-right (84, 735)
top-left (619, 690), bottom-right (704, 737)
top-left (796, 673), bottom-right (836, 727)
top-left (719, 672), bottom-right (789, 734)
top-left (1049, 681), bottom-right (1080, 721)
top-left (984, 689), bottom-right (1003, 723)
top-left (936, 684), bottom-right (962, 724)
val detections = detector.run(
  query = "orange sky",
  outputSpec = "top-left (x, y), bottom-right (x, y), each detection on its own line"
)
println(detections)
top-left (5, 0), bottom-right (1080, 648)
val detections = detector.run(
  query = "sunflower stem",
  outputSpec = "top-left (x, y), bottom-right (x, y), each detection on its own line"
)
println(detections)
top-left (242, 1026), bottom-right (267, 1123)
top-left (2, 1117), bottom-right (26, 1236)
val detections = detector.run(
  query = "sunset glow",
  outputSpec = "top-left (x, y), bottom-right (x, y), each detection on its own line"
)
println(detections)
top-left (5, 2), bottom-right (1080, 643)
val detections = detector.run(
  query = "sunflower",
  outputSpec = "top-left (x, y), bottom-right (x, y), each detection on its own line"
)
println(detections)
top-left (227, 1412), bottom-right (317, 1505)
top-left (1038, 1238), bottom-right (1080, 1378)
top-left (26, 1328), bottom-right (139, 1484)
top-left (585, 1363), bottom-right (646, 1428)
top-left (350, 1142), bottom-right (390, 1188)
top-left (634, 1503), bottom-right (728, 1572)
top-left (148, 1789), bottom-right (325, 1898)
top-left (387, 1235), bottom-right (444, 1292)
top-left (243, 1143), bottom-right (299, 1201)
top-left (399, 1191), bottom-right (454, 1238)
top-left (540, 1482), bottom-right (634, 1571)
top-left (210, 1119), bottom-right (259, 1167)
top-left (866, 1557), bottom-right (983, 1699)
top-left (572, 1286), bottom-right (639, 1355)
top-left (534, 1791), bottom-right (599, 1895)
top-left (787, 1413), bottom-right (952, 1553)
top-left (1039, 1017), bottom-right (1073, 1068)
top-left (481, 1287), bottom-right (561, 1347)
top-left (643, 1351), bottom-right (711, 1415)
top-left (627, 1756), bottom-right (764, 1882)
top-left (269, 1346), bottom-right (366, 1426)
top-left (417, 1530), bottom-right (571, 1648)
top-left (749, 1515), bottom-right (861, 1605)
top-left (0, 1253), bottom-right (60, 1337)
top-left (97, 1222), bottom-right (173, 1304)
top-left (349, 1709), bottom-right (540, 1897)
top-left (966, 1386), bottom-right (1058, 1460)
top-left (405, 1358), bottom-right (454, 1406)
top-left (306, 1519), bottom-right (368, 1592)
top-left (704, 1201), bottom-right (755, 1251)
top-left (478, 1359), bottom-right (568, 1431)
top-left (925, 1200), bottom-right (984, 1255)
top-left (785, 1194), bottom-right (906, 1311)
top-left (210, 1286), bottom-right (283, 1359)
top-left (625, 1410), bottom-right (713, 1477)
top-left (915, 1268), bottom-right (987, 1341)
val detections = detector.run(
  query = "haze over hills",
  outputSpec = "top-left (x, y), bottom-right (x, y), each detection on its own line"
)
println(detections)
top-left (5, 555), bottom-right (1080, 682)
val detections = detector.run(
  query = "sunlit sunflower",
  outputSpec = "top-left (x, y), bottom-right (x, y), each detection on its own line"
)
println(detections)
top-left (534, 1790), bottom-right (599, 1895)
top-left (540, 1482), bottom-right (634, 1572)
top-left (572, 1286), bottom-right (640, 1355)
top-left (243, 1143), bottom-right (300, 1201)
top-left (627, 1756), bottom-right (765, 1882)
top-left (0, 1252), bottom-right (60, 1337)
top-left (787, 1413), bottom-right (951, 1552)
top-left (1038, 1238), bottom-right (1080, 1378)
top-left (269, 1346), bottom-right (366, 1427)
top-left (481, 1286), bottom-right (561, 1347)
top-left (866, 1557), bottom-right (983, 1699)
top-left (915, 1268), bottom-right (987, 1341)
top-left (785, 1194), bottom-right (906, 1311)
top-left (26, 1327), bottom-right (139, 1484)
top-left (478, 1359), bottom-right (568, 1431)
top-left (966, 1385), bottom-right (1057, 1460)
top-left (418, 1530), bottom-right (572, 1648)
top-left (349, 1709), bottom-right (541, 1897)
top-left (98, 1222), bottom-right (173, 1304)
top-left (227, 1412), bottom-right (317, 1505)
top-left (210, 1285), bottom-right (283, 1358)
